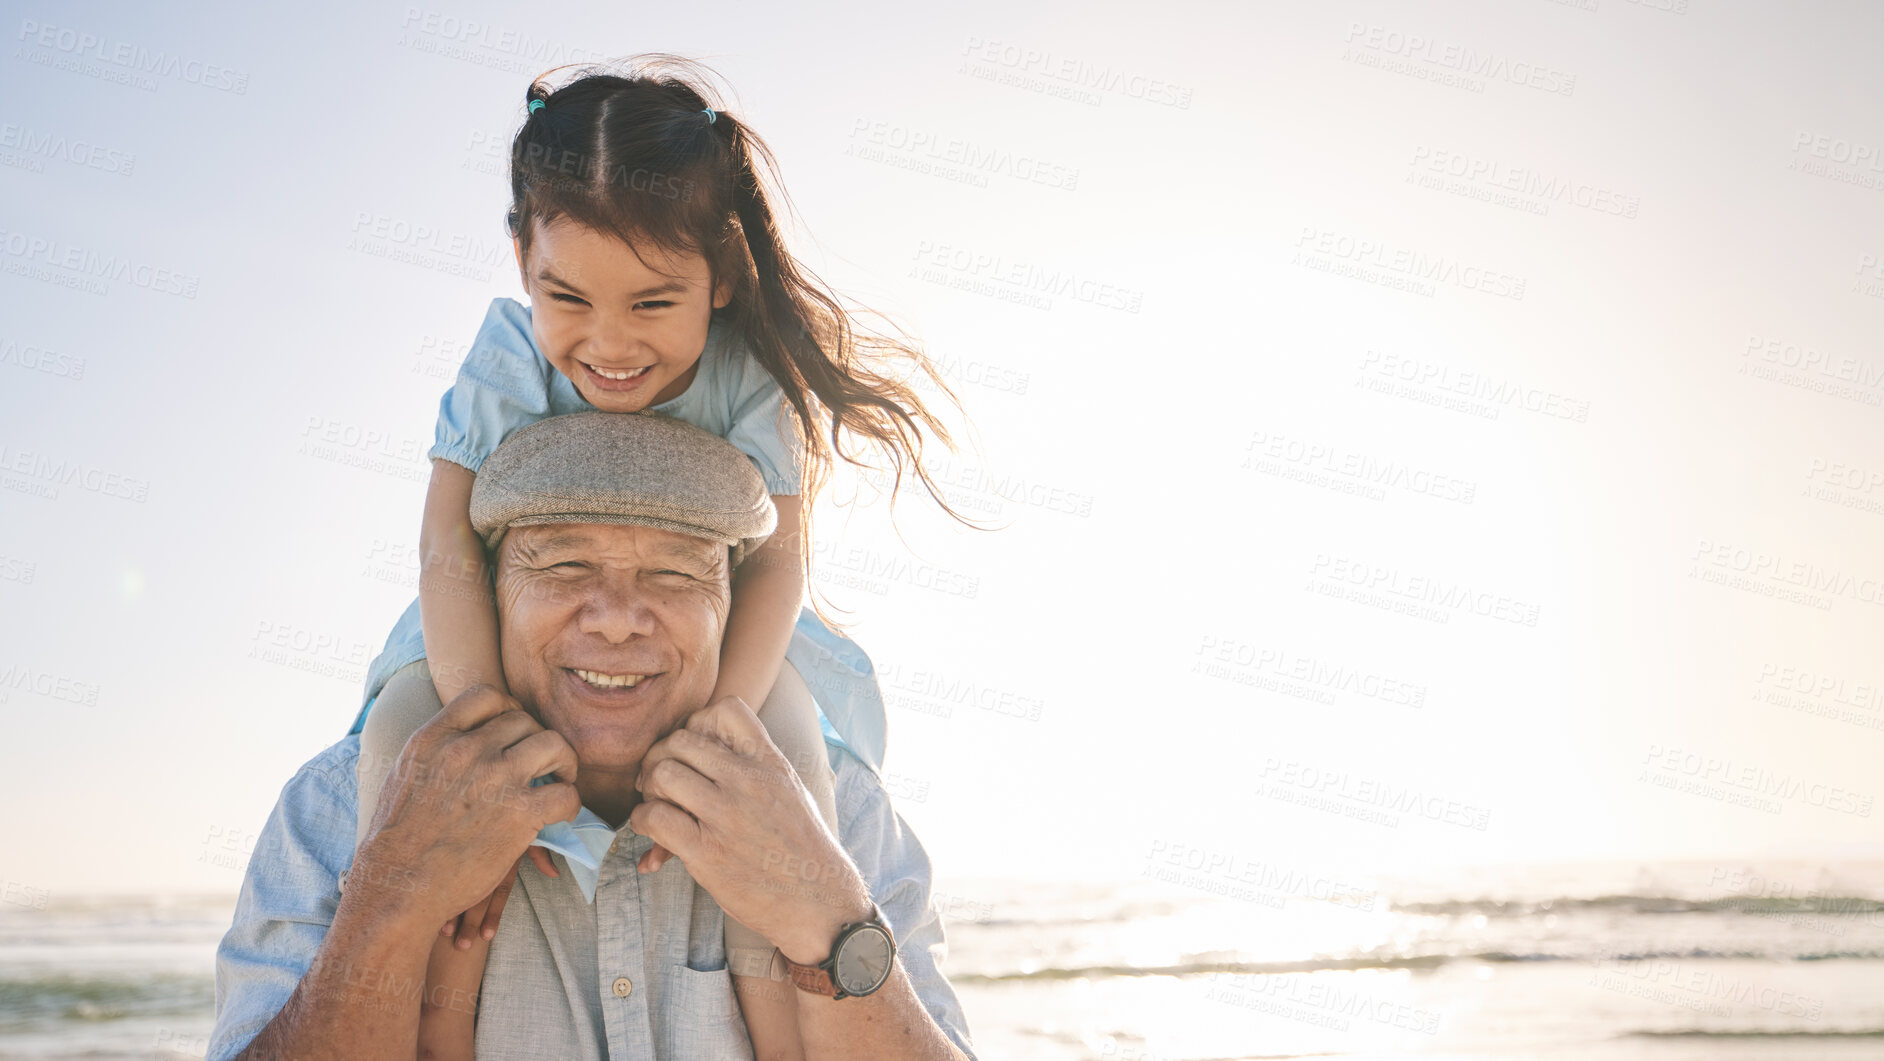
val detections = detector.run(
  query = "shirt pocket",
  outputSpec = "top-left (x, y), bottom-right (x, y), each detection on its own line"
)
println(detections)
top-left (664, 964), bottom-right (754, 1059)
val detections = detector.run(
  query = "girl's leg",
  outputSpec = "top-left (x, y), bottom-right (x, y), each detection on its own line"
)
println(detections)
top-left (355, 659), bottom-right (446, 848)
top-left (731, 659), bottom-right (838, 1061)
top-left (356, 658), bottom-right (488, 1061)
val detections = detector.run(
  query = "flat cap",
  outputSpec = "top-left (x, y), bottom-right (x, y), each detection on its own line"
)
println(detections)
top-left (469, 411), bottom-right (776, 565)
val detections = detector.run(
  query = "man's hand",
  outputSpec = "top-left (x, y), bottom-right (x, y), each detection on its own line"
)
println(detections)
top-left (628, 696), bottom-right (873, 966)
top-left (356, 684), bottom-right (582, 927)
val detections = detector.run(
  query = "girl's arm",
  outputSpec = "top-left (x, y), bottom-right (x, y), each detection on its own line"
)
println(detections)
top-left (419, 459), bottom-right (508, 704)
top-left (415, 920), bottom-right (489, 1061)
top-left (713, 493), bottom-right (806, 711)
top-left (712, 493), bottom-right (806, 716)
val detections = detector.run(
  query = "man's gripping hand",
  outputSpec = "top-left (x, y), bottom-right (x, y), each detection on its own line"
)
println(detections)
top-left (354, 684), bottom-right (582, 926)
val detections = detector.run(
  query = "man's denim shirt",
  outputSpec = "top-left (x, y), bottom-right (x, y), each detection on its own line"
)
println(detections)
top-left (206, 732), bottom-right (978, 1060)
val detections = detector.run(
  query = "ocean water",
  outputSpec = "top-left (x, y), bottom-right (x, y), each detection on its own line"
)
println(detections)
top-left (1, 861), bottom-right (1880, 1060)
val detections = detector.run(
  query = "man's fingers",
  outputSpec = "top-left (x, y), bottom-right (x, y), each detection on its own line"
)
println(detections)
top-left (627, 797), bottom-right (700, 861)
top-left (434, 683), bottom-right (525, 734)
top-left (529, 779), bottom-right (582, 830)
top-left (640, 727), bottom-right (741, 791)
top-left (684, 696), bottom-right (771, 760)
top-left (637, 755), bottom-right (721, 819)
top-left (468, 706), bottom-right (548, 755)
top-left (503, 728), bottom-right (578, 790)
top-left (526, 845), bottom-right (560, 879)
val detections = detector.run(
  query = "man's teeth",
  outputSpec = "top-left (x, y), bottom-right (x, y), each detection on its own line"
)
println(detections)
top-left (587, 363), bottom-right (650, 381)
top-left (575, 668), bottom-right (647, 688)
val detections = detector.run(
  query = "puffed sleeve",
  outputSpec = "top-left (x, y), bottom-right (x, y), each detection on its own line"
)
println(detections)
top-left (831, 746), bottom-right (979, 1060)
top-left (429, 298), bottom-right (560, 473)
top-left (206, 737), bottom-right (361, 1061)
top-left (721, 337), bottom-right (805, 496)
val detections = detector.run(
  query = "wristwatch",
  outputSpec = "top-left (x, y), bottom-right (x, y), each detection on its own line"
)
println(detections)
top-left (780, 902), bottom-right (896, 1000)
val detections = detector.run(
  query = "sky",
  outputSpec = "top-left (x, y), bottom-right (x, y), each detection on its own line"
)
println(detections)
top-left (1, 0), bottom-right (1881, 899)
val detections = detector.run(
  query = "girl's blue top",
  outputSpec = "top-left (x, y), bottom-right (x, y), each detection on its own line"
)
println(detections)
top-left (345, 298), bottom-right (887, 774)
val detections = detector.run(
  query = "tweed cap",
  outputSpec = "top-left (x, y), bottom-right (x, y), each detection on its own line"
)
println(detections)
top-left (469, 411), bottom-right (776, 565)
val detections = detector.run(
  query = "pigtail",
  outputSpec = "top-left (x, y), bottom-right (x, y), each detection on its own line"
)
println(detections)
top-left (716, 114), bottom-right (991, 624)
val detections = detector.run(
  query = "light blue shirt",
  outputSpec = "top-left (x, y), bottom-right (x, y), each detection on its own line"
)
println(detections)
top-left (355, 297), bottom-right (888, 772)
top-left (206, 733), bottom-right (978, 1060)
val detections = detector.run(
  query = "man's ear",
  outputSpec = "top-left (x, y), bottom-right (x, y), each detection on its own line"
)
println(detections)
top-left (513, 237), bottom-right (526, 287)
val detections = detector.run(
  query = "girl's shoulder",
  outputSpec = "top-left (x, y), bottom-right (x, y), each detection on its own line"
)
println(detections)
top-left (478, 297), bottom-right (537, 351)
top-left (457, 297), bottom-right (550, 396)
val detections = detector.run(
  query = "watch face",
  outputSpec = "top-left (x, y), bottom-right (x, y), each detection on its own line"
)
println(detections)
top-left (834, 924), bottom-right (893, 996)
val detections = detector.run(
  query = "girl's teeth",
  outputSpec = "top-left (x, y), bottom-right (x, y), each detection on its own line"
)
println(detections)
top-left (575, 668), bottom-right (645, 688)
top-left (588, 364), bottom-right (649, 381)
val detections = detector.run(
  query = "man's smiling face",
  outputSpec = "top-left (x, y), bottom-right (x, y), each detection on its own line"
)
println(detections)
top-left (494, 521), bottom-right (731, 776)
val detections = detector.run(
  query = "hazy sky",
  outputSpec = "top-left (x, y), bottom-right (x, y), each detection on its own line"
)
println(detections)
top-left (2, 0), bottom-right (1880, 898)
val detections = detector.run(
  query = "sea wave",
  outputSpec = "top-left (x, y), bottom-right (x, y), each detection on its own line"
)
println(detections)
top-left (950, 948), bottom-right (1884, 984)
top-left (0, 973), bottom-right (213, 1024)
top-left (1394, 893), bottom-right (1884, 917)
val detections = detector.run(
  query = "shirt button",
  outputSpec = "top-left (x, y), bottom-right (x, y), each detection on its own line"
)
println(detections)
top-left (611, 976), bottom-right (633, 998)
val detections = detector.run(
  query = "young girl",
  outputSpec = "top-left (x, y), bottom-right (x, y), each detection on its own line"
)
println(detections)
top-left (346, 57), bottom-right (979, 1060)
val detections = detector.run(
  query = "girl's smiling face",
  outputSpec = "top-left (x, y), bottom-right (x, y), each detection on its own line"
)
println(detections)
top-left (514, 217), bottom-right (733, 413)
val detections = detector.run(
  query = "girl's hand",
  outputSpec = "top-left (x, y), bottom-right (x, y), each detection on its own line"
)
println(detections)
top-left (641, 842), bottom-right (674, 874)
top-left (440, 848), bottom-right (561, 947)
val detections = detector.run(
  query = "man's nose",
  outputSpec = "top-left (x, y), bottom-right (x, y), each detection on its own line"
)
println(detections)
top-left (576, 577), bottom-right (657, 643)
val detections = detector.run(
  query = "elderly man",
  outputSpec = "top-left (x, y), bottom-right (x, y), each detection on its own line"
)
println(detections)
top-left (207, 411), bottom-right (976, 1060)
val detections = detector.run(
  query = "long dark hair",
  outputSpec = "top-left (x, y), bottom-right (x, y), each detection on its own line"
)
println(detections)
top-left (507, 55), bottom-right (987, 625)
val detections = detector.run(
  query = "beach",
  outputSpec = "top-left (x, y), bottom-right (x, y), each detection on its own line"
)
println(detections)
top-left (3, 861), bottom-right (1880, 1059)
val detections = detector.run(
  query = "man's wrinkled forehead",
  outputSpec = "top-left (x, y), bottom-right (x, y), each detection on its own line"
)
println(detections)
top-left (499, 521), bottom-right (728, 573)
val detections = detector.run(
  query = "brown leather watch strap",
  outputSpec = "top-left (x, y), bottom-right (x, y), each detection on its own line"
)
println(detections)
top-left (784, 958), bottom-right (837, 996)
top-left (780, 902), bottom-right (889, 998)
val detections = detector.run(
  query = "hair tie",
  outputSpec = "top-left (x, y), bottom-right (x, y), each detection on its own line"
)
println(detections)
top-left (702, 107), bottom-right (717, 124)
top-left (528, 99), bottom-right (546, 115)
